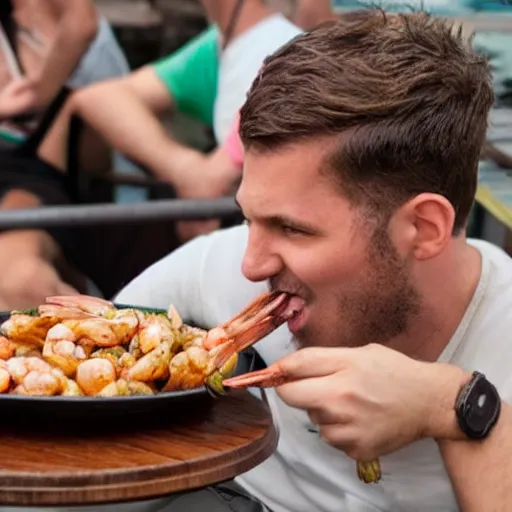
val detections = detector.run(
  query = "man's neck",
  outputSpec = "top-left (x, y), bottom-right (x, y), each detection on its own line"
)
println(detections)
top-left (387, 240), bottom-right (483, 362)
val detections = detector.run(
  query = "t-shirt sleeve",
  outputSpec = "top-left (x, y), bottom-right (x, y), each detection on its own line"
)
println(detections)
top-left (152, 25), bottom-right (219, 126)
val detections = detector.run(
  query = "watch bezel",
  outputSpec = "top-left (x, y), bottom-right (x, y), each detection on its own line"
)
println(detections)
top-left (455, 371), bottom-right (501, 440)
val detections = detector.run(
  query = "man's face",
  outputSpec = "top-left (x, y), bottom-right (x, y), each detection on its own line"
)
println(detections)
top-left (236, 140), bottom-right (421, 349)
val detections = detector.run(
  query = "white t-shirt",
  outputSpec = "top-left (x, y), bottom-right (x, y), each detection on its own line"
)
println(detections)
top-left (115, 225), bottom-right (512, 512)
top-left (213, 13), bottom-right (302, 145)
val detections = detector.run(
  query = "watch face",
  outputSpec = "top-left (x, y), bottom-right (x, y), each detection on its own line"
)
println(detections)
top-left (459, 373), bottom-right (501, 439)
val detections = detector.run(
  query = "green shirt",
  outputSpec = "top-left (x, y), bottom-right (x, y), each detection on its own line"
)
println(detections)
top-left (152, 25), bottom-right (220, 127)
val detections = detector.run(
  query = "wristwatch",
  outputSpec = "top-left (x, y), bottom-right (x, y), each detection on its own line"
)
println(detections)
top-left (455, 371), bottom-right (501, 440)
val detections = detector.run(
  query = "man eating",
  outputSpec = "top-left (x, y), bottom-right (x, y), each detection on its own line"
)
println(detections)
top-left (116, 8), bottom-right (512, 511)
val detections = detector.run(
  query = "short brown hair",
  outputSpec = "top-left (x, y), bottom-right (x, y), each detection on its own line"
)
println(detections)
top-left (239, 9), bottom-right (494, 234)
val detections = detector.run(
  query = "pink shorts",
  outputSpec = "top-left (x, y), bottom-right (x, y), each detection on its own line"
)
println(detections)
top-left (223, 113), bottom-right (244, 167)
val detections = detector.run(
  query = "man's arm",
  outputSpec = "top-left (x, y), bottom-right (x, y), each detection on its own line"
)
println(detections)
top-left (27, 0), bottom-right (98, 107)
top-left (438, 401), bottom-right (512, 511)
top-left (251, 342), bottom-right (512, 510)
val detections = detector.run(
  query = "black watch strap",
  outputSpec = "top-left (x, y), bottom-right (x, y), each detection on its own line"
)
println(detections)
top-left (455, 371), bottom-right (501, 440)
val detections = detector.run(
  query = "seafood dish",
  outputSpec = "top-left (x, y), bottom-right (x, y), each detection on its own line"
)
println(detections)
top-left (0, 291), bottom-right (291, 398)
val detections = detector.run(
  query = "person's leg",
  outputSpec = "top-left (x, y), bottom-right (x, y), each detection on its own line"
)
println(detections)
top-left (0, 189), bottom-right (80, 310)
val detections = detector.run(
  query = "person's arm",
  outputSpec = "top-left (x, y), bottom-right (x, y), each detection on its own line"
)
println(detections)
top-left (438, 400), bottom-right (512, 511)
top-left (27, 0), bottom-right (98, 107)
top-left (71, 68), bottom-right (241, 197)
top-left (70, 25), bottom-right (229, 194)
top-left (249, 343), bottom-right (512, 511)
top-left (70, 66), bottom-right (200, 183)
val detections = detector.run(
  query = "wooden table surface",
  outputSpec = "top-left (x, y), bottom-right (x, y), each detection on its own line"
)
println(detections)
top-left (0, 390), bottom-right (277, 507)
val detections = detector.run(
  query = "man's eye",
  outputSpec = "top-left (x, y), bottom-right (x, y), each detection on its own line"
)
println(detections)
top-left (281, 225), bottom-right (303, 236)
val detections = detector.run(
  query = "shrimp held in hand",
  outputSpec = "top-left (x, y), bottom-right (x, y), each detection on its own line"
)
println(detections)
top-left (163, 291), bottom-right (295, 393)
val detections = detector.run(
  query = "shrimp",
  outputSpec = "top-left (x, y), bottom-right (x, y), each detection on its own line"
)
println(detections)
top-left (42, 324), bottom-right (90, 377)
top-left (0, 314), bottom-right (60, 347)
top-left (5, 357), bottom-right (65, 396)
top-left (137, 314), bottom-right (176, 354)
top-left (44, 295), bottom-right (117, 318)
top-left (123, 341), bottom-right (172, 382)
top-left (75, 358), bottom-right (116, 396)
top-left (0, 336), bottom-right (16, 360)
top-left (97, 379), bottom-right (155, 397)
top-left (58, 313), bottom-right (140, 349)
top-left (0, 361), bottom-right (11, 392)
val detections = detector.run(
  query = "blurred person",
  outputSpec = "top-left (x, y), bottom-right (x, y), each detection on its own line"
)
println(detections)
top-left (0, 0), bottom-right (300, 308)
top-left (39, 0), bottom-right (338, 242)
top-left (0, 0), bottom-right (129, 144)
top-left (115, 10), bottom-right (512, 511)
top-left (0, 0), bottom-right (335, 311)
top-left (0, 0), bottom-right (130, 310)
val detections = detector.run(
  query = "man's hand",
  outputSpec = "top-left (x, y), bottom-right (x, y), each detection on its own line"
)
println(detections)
top-left (273, 344), bottom-right (469, 461)
top-left (0, 78), bottom-right (40, 119)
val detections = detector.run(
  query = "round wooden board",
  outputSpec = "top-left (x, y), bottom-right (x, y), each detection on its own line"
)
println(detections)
top-left (0, 391), bottom-right (277, 506)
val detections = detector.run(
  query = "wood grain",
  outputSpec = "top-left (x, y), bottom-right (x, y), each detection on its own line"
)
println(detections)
top-left (0, 390), bottom-right (277, 506)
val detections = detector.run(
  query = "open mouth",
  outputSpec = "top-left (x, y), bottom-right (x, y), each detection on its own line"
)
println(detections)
top-left (274, 293), bottom-right (306, 331)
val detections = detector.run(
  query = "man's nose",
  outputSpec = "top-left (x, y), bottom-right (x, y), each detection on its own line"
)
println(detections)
top-left (241, 228), bottom-right (282, 283)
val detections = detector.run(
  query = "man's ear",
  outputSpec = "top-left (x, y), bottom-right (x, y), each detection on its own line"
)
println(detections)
top-left (391, 193), bottom-right (455, 261)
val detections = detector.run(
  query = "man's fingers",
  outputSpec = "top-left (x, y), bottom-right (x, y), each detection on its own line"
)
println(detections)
top-left (317, 425), bottom-right (362, 457)
top-left (277, 374), bottom-right (347, 411)
top-left (308, 407), bottom-right (352, 426)
top-left (277, 347), bottom-right (353, 380)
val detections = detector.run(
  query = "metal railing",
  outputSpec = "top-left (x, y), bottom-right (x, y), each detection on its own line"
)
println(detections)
top-left (0, 197), bottom-right (241, 230)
